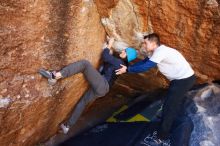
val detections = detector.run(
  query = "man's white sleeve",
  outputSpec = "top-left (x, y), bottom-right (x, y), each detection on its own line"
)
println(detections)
top-left (149, 49), bottom-right (165, 64)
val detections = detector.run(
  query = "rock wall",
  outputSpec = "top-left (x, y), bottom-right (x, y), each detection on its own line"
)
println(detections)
top-left (96, 0), bottom-right (220, 83)
top-left (0, 0), bottom-right (219, 145)
top-left (0, 0), bottom-right (105, 145)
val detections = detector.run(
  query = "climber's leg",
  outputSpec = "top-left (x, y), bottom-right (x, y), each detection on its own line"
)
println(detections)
top-left (66, 88), bottom-right (97, 127)
top-left (61, 82), bottom-right (109, 134)
top-left (58, 60), bottom-right (109, 134)
top-left (39, 60), bottom-right (109, 95)
top-left (60, 59), bottom-right (109, 96)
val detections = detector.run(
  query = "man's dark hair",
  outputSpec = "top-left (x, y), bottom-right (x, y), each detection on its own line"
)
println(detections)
top-left (144, 33), bottom-right (160, 46)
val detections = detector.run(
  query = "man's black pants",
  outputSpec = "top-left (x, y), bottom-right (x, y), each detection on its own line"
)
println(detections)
top-left (159, 75), bottom-right (196, 140)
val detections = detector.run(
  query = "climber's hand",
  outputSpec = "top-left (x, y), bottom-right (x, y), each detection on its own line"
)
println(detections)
top-left (102, 42), bottom-right (108, 50)
top-left (115, 64), bottom-right (127, 75)
top-left (107, 38), bottom-right (115, 49)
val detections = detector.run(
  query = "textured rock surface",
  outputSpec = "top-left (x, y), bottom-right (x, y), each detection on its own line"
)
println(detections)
top-left (0, 0), bottom-right (105, 145)
top-left (0, 0), bottom-right (220, 146)
top-left (97, 0), bottom-right (220, 82)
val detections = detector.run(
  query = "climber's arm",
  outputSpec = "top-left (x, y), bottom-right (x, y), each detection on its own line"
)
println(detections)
top-left (102, 48), bottom-right (122, 67)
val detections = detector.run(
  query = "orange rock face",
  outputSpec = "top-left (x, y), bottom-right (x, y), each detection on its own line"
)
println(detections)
top-left (0, 0), bottom-right (105, 145)
top-left (96, 0), bottom-right (220, 83)
top-left (0, 0), bottom-right (219, 145)
top-left (148, 0), bottom-right (220, 82)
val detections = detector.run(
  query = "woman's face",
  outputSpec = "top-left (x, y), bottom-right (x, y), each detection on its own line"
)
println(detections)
top-left (119, 50), bottom-right (127, 59)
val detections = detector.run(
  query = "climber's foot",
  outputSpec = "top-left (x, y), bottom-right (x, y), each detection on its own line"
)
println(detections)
top-left (39, 69), bottom-right (57, 85)
top-left (60, 123), bottom-right (70, 134)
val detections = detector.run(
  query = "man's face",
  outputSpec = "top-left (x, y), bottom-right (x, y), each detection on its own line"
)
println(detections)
top-left (143, 39), bottom-right (156, 52)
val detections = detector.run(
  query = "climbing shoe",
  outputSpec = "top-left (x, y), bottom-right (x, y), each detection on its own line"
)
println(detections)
top-left (60, 123), bottom-right (70, 134)
top-left (39, 69), bottom-right (57, 85)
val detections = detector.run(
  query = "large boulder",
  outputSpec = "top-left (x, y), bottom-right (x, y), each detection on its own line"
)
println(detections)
top-left (0, 0), bottom-right (105, 145)
top-left (0, 0), bottom-right (219, 145)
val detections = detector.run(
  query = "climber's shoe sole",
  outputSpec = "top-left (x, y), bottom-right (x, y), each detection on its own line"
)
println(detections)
top-left (39, 68), bottom-right (53, 79)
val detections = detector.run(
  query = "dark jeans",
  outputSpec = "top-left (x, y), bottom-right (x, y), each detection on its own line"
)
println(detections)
top-left (60, 60), bottom-right (109, 126)
top-left (159, 75), bottom-right (196, 140)
top-left (170, 116), bottom-right (194, 146)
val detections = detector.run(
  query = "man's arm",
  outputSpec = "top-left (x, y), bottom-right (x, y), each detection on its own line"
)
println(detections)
top-left (115, 60), bottom-right (157, 75)
top-left (130, 57), bottom-right (149, 67)
top-left (127, 60), bottom-right (157, 73)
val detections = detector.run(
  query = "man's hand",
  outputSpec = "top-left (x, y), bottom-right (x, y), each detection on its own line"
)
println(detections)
top-left (115, 64), bottom-right (127, 75)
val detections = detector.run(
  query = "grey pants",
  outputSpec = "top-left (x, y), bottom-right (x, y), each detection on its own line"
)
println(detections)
top-left (60, 60), bottom-right (109, 126)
